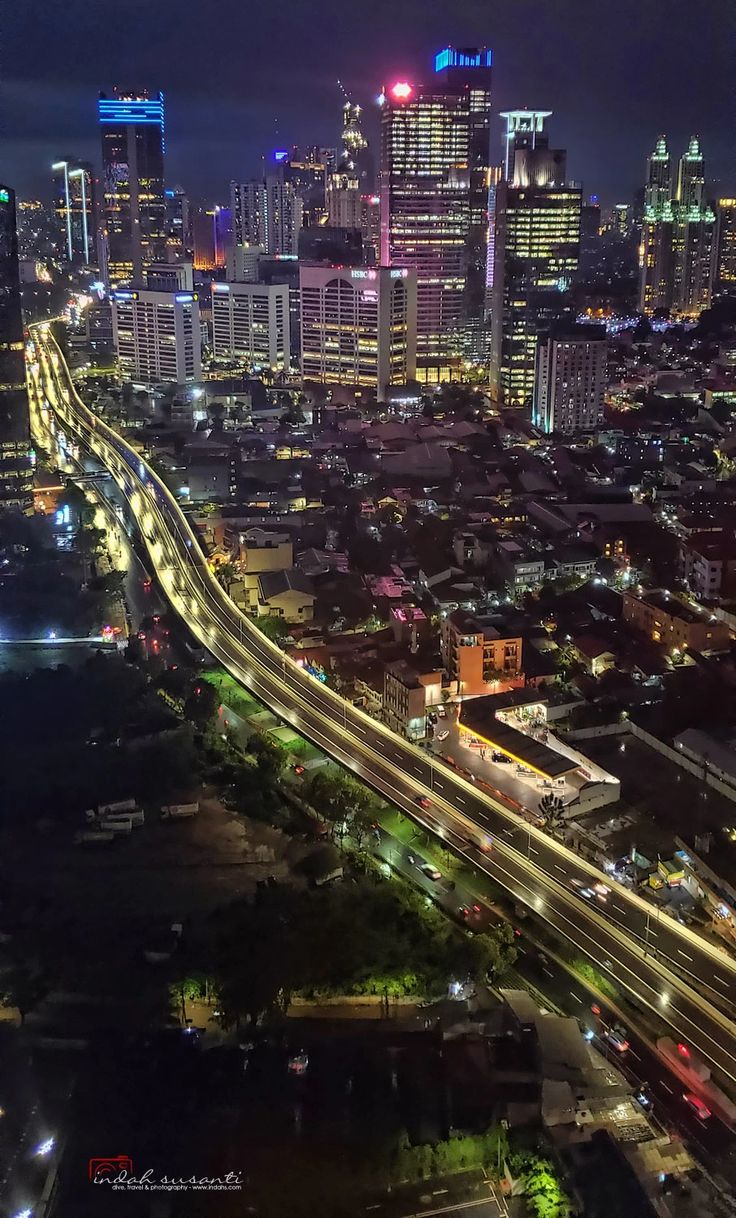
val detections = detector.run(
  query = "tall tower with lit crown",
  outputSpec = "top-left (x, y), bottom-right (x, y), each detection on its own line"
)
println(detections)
top-left (490, 112), bottom-right (582, 407)
top-left (379, 47), bottom-right (493, 379)
top-left (639, 135), bottom-right (715, 316)
top-left (98, 89), bottom-right (166, 286)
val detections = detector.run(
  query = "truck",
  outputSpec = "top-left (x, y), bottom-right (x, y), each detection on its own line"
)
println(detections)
top-left (161, 802), bottom-right (199, 820)
top-left (98, 798), bottom-right (136, 817)
top-left (99, 816), bottom-right (132, 835)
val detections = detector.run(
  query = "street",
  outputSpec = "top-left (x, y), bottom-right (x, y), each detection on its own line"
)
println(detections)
top-left (28, 324), bottom-right (736, 1096)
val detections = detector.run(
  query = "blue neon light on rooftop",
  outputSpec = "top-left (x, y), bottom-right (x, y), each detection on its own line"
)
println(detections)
top-left (434, 46), bottom-right (492, 71)
top-left (98, 96), bottom-right (164, 125)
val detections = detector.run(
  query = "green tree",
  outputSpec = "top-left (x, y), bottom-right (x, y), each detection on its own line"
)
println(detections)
top-left (75, 526), bottom-right (106, 561)
top-left (184, 679), bottom-right (220, 727)
top-left (88, 569), bottom-right (126, 600)
top-left (255, 615), bottom-right (290, 642)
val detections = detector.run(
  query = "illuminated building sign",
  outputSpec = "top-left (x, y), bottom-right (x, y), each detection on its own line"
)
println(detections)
top-left (113, 290), bottom-right (138, 300)
top-left (0, 189), bottom-right (9, 204)
top-left (351, 269), bottom-right (377, 280)
top-left (273, 150), bottom-right (289, 162)
top-left (434, 46), bottom-right (492, 72)
top-left (390, 268), bottom-right (409, 278)
top-left (212, 283), bottom-right (230, 292)
top-left (175, 293), bottom-right (196, 303)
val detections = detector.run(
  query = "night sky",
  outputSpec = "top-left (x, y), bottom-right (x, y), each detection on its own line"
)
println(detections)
top-left (3, 0), bottom-right (734, 207)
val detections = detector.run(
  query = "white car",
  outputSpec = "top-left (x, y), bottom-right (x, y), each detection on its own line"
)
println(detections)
top-left (436, 729), bottom-right (450, 742)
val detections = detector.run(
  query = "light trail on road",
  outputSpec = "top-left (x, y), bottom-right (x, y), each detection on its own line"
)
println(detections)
top-left (27, 323), bottom-right (736, 1091)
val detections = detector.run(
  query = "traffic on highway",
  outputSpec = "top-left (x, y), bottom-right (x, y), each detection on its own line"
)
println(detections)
top-left (27, 324), bottom-right (736, 1093)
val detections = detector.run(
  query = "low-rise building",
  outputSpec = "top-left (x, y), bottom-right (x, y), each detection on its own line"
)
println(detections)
top-left (383, 661), bottom-right (442, 740)
top-left (570, 634), bottom-right (617, 677)
top-left (225, 527), bottom-right (294, 611)
top-left (622, 588), bottom-right (730, 652)
top-left (257, 569), bottom-right (315, 622)
top-left (549, 544), bottom-right (598, 583)
top-left (496, 540), bottom-right (545, 591)
top-left (441, 610), bottom-right (523, 699)
top-left (679, 530), bottom-right (736, 602)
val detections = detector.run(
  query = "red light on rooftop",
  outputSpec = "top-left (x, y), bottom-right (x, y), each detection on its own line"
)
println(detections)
top-left (391, 81), bottom-right (413, 100)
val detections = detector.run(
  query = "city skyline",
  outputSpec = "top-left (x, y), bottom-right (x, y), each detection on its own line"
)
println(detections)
top-left (4, 0), bottom-right (734, 205)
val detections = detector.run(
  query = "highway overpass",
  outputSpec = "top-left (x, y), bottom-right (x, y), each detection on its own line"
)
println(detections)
top-left (27, 323), bottom-right (736, 1091)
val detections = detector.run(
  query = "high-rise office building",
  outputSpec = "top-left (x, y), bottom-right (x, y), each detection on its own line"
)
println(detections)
top-left (164, 187), bottom-right (192, 260)
top-left (578, 197), bottom-right (602, 280)
top-left (379, 46), bottom-right (493, 380)
top-left (716, 199), bottom-right (736, 293)
top-left (51, 159), bottom-right (96, 264)
top-left (230, 171), bottom-right (303, 257)
top-left (212, 282), bottom-right (290, 371)
top-left (111, 286), bottom-right (201, 383)
top-left (213, 206), bottom-right (233, 268)
top-left (0, 185), bottom-right (33, 511)
top-left (611, 204), bottom-right (632, 238)
top-left (300, 264), bottom-right (416, 399)
top-left (490, 111), bottom-right (581, 407)
top-left (326, 171), bottom-right (363, 230)
top-left (192, 207), bottom-right (217, 271)
top-left (534, 324), bottom-right (607, 434)
top-left (639, 135), bottom-right (715, 316)
top-left (98, 90), bottom-right (166, 286)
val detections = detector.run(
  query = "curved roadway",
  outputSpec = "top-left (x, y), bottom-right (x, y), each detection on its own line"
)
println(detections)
top-left (28, 325), bottom-right (736, 1091)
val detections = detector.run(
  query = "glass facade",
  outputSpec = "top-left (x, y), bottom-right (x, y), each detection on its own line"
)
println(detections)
top-left (51, 159), bottom-right (96, 264)
top-left (379, 49), bottom-right (492, 378)
top-left (491, 182), bottom-right (582, 407)
top-left (99, 90), bottom-right (166, 286)
top-left (0, 184), bottom-right (33, 510)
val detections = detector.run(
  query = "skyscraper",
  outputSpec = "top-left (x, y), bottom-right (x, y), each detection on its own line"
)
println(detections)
top-left (164, 187), bottom-right (192, 260)
top-left (639, 135), bottom-right (715, 316)
top-left (379, 46), bottom-right (493, 381)
top-left (230, 167), bottom-right (303, 257)
top-left (98, 90), bottom-right (166, 286)
top-left (715, 199), bottom-right (736, 293)
top-left (0, 185), bottom-right (33, 511)
top-left (490, 112), bottom-right (581, 407)
top-left (51, 159), bottom-right (96, 264)
top-left (339, 100), bottom-right (372, 187)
